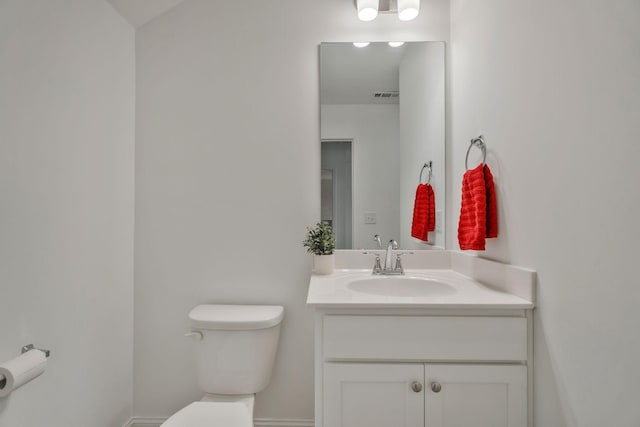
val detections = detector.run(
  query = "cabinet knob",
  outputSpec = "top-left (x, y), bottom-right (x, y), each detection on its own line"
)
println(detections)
top-left (431, 382), bottom-right (442, 393)
top-left (410, 381), bottom-right (423, 393)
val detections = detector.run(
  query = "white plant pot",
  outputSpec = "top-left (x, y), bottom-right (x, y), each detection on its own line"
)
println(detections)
top-left (313, 254), bottom-right (335, 275)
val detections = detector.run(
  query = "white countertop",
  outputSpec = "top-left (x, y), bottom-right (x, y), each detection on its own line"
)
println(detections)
top-left (306, 268), bottom-right (535, 309)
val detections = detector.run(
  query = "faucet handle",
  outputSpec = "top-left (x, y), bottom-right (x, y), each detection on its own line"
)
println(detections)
top-left (363, 251), bottom-right (383, 274)
top-left (394, 252), bottom-right (413, 275)
top-left (373, 255), bottom-right (382, 274)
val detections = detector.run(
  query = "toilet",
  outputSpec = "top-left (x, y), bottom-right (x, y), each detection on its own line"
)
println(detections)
top-left (161, 304), bottom-right (284, 427)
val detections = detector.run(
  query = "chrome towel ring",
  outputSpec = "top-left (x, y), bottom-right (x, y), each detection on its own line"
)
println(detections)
top-left (419, 161), bottom-right (432, 184)
top-left (465, 135), bottom-right (486, 170)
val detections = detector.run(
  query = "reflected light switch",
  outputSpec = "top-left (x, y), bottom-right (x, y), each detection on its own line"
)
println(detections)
top-left (364, 212), bottom-right (377, 224)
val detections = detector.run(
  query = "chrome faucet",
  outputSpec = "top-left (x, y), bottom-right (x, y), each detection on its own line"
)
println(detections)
top-left (365, 236), bottom-right (411, 275)
top-left (384, 240), bottom-right (399, 272)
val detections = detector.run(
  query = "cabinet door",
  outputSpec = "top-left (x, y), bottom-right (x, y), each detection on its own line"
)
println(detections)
top-left (425, 365), bottom-right (527, 427)
top-left (324, 363), bottom-right (424, 427)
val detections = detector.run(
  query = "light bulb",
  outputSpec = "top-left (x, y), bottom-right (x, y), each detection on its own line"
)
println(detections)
top-left (353, 42), bottom-right (371, 48)
top-left (397, 0), bottom-right (420, 21)
top-left (357, 0), bottom-right (379, 22)
top-left (388, 41), bottom-right (405, 47)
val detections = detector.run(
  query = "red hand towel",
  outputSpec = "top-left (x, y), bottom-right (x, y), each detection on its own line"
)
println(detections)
top-left (426, 184), bottom-right (435, 232)
top-left (411, 183), bottom-right (433, 241)
top-left (484, 165), bottom-right (498, 238)
top-left (411, 184), bottom-right (429, 241)
top-left (458, 164), bottom-right (498, 250)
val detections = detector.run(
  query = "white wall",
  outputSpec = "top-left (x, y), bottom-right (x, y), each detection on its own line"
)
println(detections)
top-left (321, 104), bottom-right (400, 249)
top-left (399, 43), bottom-right (446, 249)
top-left (134, 0), bottom-right (449, 420)
top-left (0, 1), bottom-right (135, 426)
top-left (450, 1), bottom-right (640, 425)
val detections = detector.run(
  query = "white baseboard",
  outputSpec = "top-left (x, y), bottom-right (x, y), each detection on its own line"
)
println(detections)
top-left (255, 420), bottom-right (314, 427)
top-left (125, 416), bottom-right (314, 427)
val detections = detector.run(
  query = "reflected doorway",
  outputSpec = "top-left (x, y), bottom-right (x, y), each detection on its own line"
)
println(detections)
top-left (321, 140), bottom-right (352, 249)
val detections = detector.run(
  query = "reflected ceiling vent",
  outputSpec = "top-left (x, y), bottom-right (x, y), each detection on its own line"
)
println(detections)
top-left (373, 91), bottom-right (400, 99)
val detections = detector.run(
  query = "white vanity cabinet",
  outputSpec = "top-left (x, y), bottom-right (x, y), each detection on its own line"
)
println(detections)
top-left (424, 364), bottom-right (527, 427)
top-left (323, 363), bottom-right (424, 427)
top-left (314, 310), bottom-right (533, 427)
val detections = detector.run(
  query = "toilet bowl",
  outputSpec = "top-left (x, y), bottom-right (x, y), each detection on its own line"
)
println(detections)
top-left (160, 304), bottom-right (284, 427)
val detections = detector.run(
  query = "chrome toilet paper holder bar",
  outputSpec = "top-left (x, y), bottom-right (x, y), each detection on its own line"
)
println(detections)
top-left (21, 344), bottom-right (50, 358)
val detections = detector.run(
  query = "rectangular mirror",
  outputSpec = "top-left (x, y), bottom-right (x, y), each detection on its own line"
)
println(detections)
top-left (320, 41), bottom-right (445, 250)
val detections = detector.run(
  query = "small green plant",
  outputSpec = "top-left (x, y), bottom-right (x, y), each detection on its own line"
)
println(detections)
top-left (303, 222), bottom-right (336, 255)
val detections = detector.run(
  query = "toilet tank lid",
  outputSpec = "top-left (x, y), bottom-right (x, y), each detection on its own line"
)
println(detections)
top-left (189, 304), bottom-right (284, 330)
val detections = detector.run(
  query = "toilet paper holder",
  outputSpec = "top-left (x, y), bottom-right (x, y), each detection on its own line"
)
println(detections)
top-left (21, 344), bottom-right (50, 358)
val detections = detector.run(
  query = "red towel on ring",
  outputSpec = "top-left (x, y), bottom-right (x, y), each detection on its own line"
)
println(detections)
top-left (458, 164), bottom-right (498, 250)
top-left (484, 165), bottom-right (498, 238)
top-left (411, 183), bottom-right (435, 242)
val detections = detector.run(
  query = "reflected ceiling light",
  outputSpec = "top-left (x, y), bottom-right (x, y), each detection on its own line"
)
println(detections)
top-left (357, 0), bottom-right (379, 22)
top-left (353, 42), bottom-right (371, 48)
top-left (397, 0), bottom-right (420, 21)
top-left (388, 41), bottom-right (405, 47)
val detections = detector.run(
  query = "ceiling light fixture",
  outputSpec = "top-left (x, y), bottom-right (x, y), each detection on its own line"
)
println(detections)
top-left (388, 41), bottom-right (405, 47)
top-left (353, 42), bottom-right (371, 48)
top-left (356, 0), bottom-right (420, 22)
top-left (356, 0), bottom-right (379, 22)
top-left (397, 0), bottom-right (420, 21)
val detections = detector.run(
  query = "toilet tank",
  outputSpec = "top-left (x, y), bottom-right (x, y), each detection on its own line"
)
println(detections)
top-left (188, 304), bottom-right (284, 395)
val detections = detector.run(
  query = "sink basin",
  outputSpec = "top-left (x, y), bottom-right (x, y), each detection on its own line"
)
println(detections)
top-left (347, 276), bottom-right (457, 297)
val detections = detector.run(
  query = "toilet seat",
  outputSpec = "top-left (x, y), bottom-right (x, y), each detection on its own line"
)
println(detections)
top-left (161, 402), bottom-right (253, 427)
